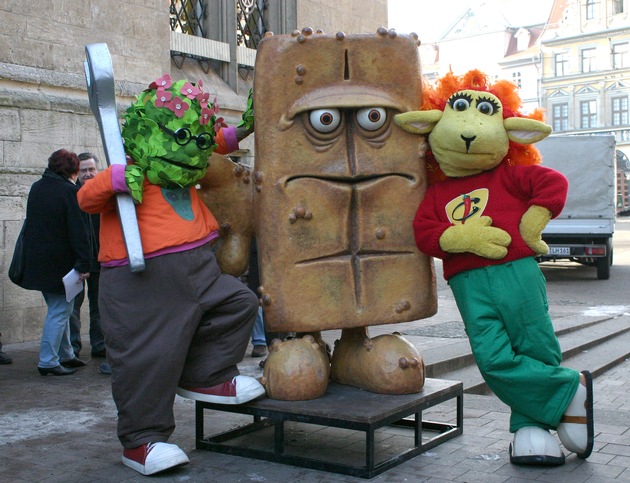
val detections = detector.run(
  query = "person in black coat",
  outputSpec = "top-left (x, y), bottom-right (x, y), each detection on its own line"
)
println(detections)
top-left (69, 152), bottom-right (105, 360)
top-left (21, 149), bottom-right (91, 376)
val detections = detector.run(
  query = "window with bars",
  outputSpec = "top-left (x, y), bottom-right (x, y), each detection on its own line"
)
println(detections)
top-left (237, 0), bottom-right (269, 49)
top-left (580, 100), bottom-right (597, 128)
top-left (168, 0), bottom-right (268, 61)
top-left (169, 0), bottom-right (268, 45)
top-left (167, 0), bottom-right (274, 88)
top-left (612, 96), bottom-right (629, 126)
top-left (552, 103), bottom-right (569, 131)
top-left (169, 0), bottom-right (207, 36)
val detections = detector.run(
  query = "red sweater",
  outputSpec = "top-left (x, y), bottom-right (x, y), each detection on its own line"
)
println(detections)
top-left (414, 162), bottom-right (568, 280)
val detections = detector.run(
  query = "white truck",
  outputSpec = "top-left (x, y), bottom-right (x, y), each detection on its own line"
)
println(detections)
top-left (536, 135), bottom-right (617, 280)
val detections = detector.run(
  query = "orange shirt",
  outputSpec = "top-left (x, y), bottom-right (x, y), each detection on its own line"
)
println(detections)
top-left (77, 127), bottom-right (238, 265)
top-left (78, 174), bottom-right (219, 264)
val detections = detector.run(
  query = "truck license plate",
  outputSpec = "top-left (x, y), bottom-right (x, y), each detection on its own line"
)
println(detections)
top-left (549, 247), bottom-right (570, 255)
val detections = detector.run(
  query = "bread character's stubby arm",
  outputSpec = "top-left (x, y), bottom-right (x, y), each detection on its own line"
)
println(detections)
top-left (197, 153), bottom-right (254, 277)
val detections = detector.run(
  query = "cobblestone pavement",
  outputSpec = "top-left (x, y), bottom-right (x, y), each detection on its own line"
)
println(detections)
top-left (0, 334), bottom-right (628, 482)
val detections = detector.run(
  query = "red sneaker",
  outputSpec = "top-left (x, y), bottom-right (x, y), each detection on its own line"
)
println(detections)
top-left (122, 442), bottom-right (189, 475)
top-left (177, 375), bottom-right (265, 404)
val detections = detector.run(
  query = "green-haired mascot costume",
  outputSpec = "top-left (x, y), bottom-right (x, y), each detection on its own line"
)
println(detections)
top-left (78, 75), bottom-right (264, 476)
top-left (395, 70), bottom-right (594, 466)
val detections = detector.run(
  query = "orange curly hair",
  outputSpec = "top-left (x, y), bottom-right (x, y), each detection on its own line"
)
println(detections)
top-left (421, 69), bottom-right (546, 184)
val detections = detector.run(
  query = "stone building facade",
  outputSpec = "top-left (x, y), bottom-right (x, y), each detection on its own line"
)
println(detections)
top-left (0, 0), bottom-right (388, 344)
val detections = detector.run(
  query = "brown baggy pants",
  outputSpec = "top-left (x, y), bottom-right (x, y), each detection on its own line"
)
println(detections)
top-left (99, 243), bottom-right (258, 448)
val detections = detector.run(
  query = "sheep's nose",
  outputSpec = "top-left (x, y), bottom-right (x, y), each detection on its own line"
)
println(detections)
top-left (460, 135), bottom-right (476, 152)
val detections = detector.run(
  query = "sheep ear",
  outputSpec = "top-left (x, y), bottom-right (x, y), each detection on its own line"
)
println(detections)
top-left (394, 110), bottom-right (443, 134)
top-left (504, 117), bottom-right (552, 144)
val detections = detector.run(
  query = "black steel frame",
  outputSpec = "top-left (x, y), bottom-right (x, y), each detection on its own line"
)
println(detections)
top-left (195, 378), bottom-right (464, 479)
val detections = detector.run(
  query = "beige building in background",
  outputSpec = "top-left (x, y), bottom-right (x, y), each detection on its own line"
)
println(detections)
top-left (0, 0), bottom-right (388, 344)
top-left (540, 0), bottom-right (630, 192)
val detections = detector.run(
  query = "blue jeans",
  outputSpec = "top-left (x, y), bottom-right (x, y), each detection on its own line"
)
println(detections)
top-left (39, 292), bottom-right (75, 368)
top-left (251, 307), bottom-right (266, 346)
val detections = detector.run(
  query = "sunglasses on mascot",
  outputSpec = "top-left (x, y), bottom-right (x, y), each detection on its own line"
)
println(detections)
top-left (158, 124), bottom-right (214, 150)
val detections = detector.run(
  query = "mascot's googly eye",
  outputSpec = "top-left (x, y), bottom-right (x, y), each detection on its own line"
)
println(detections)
top-left (453, 99), bottom-right (469, 111)
top-left (448, 92), bottom-right (474, 112)
top-left (309, 109), bottom-right (341, 133)
top-left (476, 97), bottom-right (500, 116)
top-left (356, 107), bottom-right (386, 131)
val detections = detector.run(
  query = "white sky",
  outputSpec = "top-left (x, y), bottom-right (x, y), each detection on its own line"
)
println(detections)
top-left (388, 0), bottom-right (555, 42)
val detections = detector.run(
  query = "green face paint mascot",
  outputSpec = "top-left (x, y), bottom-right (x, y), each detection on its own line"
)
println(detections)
top-left (395, 70), bottom-right (594, 466)
top-left (77, 74), bottom-right (264, 476)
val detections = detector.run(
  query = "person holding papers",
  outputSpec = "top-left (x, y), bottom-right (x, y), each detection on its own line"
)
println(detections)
top-left (20, 149), bottom-right (91, 376)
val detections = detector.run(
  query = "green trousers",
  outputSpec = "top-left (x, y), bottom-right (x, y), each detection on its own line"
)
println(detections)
top-left (449, 257), bottom-right (580, 432)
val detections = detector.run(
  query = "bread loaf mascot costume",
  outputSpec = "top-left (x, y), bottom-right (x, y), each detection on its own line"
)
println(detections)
top-left (248, 29), bottom-right (437, 401)
top-left (77, 75), bottom-right (264, 476)
top-left (395, 70), bottom-right (594, 465)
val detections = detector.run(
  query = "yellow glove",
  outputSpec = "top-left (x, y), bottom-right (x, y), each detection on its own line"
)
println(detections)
top-left (519, 205), bottom-right (552, 255)
top-left (439, 216), bottom-right (511, 259)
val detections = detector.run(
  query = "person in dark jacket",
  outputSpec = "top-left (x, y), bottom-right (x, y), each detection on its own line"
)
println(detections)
top-left (69, 152), bottom-right (105, 359)
top-left (21, 149), bottom-right (92, 376)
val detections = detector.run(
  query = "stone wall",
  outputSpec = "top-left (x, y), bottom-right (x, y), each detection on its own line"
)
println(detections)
top-left (297, 0), bottom-right (388, 33)
top-left (0, 0), bottom-right (387, 344)
top-left (1, 1), bottom-right (172, 343)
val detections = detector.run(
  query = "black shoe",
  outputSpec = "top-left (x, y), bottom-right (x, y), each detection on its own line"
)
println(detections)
top-left (38, 365), bottom-right (77, 376)
top-left (0, 351), bottom-right (12, 364)
top-left (60, 357), bottom-right (87, 368)
top-left (91, 348), bottom-right (106, 358)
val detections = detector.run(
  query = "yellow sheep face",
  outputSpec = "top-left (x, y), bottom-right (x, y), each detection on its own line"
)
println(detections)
top-left (430, 90), bottom-right (509, 177)
top-left (394, 89), bottom-right (552, 178)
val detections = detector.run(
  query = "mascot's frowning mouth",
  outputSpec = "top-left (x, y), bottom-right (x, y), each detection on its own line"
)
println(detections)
top-left (158, 156), bottom-right (207, 171)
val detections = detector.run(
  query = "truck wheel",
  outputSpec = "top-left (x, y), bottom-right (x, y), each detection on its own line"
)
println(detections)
top-left (596, 239), bottom-right (612, 280)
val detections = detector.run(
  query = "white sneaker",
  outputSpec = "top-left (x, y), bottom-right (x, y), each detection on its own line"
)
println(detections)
top-left (509, 426), bottom-right (565, 466)
top-left (177, 375), bottom-right (266, 404)
top-left (122, 442), bottom-right (189, 475)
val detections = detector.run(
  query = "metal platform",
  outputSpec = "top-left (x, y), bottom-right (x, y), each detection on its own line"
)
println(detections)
top-left (195, 378), bottom-right (463, 478)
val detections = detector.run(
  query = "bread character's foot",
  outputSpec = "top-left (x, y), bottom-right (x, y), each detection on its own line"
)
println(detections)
top-left (260, 333), bottom-right (330, 400)
top-left (330, 327), bottom-right (425, 394)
